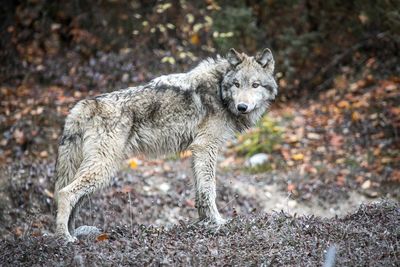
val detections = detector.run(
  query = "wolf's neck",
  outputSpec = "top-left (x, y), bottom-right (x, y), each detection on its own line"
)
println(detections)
top-left (188, 57), bottom-right (230, 85)
top-left (148, 57), bottom-right (230, 92)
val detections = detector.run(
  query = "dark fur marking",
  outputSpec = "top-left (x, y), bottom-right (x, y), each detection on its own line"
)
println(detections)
top-left (60, 133), bottom-right (82, 146)
top-left (147, 100), bottom-right (162, 121)
top-left (153, 84), bottom-right (196, 110)
top-left (233, 115), bottom-right (252, 133)
top-left (152, 84), bottom-right (184, 93)
top-left (181, 90), bottom-right (194, 106)
top-left (127, 111), bottom-right (144, 142)
top-left (199, 91), bottom-right (217, 116)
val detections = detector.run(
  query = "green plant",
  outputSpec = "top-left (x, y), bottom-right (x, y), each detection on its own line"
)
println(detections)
top-left (235, 114), bottom-right (284, 157)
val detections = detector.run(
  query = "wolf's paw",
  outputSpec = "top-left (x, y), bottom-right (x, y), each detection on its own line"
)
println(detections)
top-left (193, 216), bottom-right (228, 229)
top-left (213, 216), bottom-right (227, 226)
top-left (56, 232), bottom-right (78, 243)
top-left (74, 225), bottom-right (102, 239)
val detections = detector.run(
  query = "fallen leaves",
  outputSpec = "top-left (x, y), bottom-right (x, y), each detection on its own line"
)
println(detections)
top-left (13, 129), bottom-right (25, 145)
top-left (39, 151), bottom-right (48, 158)
top-left (287, 183), bottom-right (296, 192)
top-left (0, 84), bottom-right (91, 163)
top-left (336, 175), bottom-right (346, 186)
top-left (351, 111), bottom-right (361, 121)
top-left (184, 199), bottom-right (195, 208)
top-left (128, 158), bottom-right (139, 169)
top-left (337, 100), bottom-right (350, 109)
top-left (190, 34), bottom-right (200, 45)
top-left (389, 170), bottom-right (400, 182)
top-left (291, 153), bottom-right (304, 161)
top-left (329, 134), bottom-right (343, 148)
top-left (96, 233), bottom-right (110, 242)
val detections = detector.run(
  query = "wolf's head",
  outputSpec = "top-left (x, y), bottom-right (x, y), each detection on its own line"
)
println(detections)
top-left (221, 48), bottom-right (277, 116)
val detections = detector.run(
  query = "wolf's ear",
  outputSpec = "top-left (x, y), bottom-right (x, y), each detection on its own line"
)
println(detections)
top-left (226, 48), bottom-right (243, 67)
top-left (256, 48), bottom-right (274, 73)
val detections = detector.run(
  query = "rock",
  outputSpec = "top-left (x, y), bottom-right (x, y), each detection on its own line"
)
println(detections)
top-left (307, 132), bottom-right (321, 140)
top-left (158, 182), bottom-right (170, 193)
top-left (74, 225), bottom-right (102, 238)
top-left (122, 73), bottom-right (130, 82)
top-left (288, 200), bottom-right (297, 208)
top-left (361, 180), bottom-right (371, 189)
top-left (246, 153), bottom-right (269, 167)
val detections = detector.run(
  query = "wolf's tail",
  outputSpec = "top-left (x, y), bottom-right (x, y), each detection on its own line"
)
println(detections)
top-left (54, 101), bottom-right (88, 195)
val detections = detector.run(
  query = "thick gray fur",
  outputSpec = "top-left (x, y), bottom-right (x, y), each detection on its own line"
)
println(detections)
top-left (55, 48), bottom-right (278, 242)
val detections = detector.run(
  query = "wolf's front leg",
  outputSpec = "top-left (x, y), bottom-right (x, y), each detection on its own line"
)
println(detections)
top-left (191, 144), bottom-right (225, 225)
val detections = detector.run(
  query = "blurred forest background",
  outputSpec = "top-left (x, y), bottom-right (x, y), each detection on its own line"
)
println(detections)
top-left (1, 0), bottom-right (399, 94)
top-left (0, 1), bottom-right (399, 264)
top-left (1, 0), bottom-right (399, 193)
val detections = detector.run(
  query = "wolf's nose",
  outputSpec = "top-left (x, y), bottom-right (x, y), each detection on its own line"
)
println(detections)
top-left (237, 103), bottom-right (248, 113)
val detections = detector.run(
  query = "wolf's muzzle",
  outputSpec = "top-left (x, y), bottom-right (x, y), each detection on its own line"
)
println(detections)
top-left (237, 103), bottom-right (249, 113)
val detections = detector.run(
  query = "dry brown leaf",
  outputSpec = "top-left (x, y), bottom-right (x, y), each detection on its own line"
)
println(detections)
top-left (39, 150), bottom-right (48, 158)
top-left (13, 129), bottom-right (25, 144)
top-left (330, 134), bottom-right (343, 148)
top-left (190, 34), bottom-right (200, 45)
top-left (96, 233), bottom-right (109, 242)
top-left (185, 199), bottom-right (195, 208)
top-left (336, 175), bottom-right (346, 186)
top-left (337, 100), bottom-right (350, 109)
top-left (14, 227), bottom-right (23, 237)
top-left (287, 183), bottom-right (296, 192)
top-left (390, 170), bottom-right (400, 182)
top-left (292, 153), bottom-right (304, 161)
top-left (351, 111), bottom-right (361, 121)
top-left (280, 148), bottom-right (290, 160)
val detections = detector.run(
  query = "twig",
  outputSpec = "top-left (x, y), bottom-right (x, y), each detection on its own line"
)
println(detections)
top-left (128, 192), bottom-right (134, 237)
top-left (323, 245), bottom-right (337, 267)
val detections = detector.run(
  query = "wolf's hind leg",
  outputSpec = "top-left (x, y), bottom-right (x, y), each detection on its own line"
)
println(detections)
top-left (55, 110), bottom-right (86, 194)
top-left (67, 195), bottom-right (87, 236)
top-left (56, 146), bottom-right (124, 241)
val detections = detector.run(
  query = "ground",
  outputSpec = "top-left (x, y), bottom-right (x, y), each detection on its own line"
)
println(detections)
top-left (0, 77), bottom-right (399, 265)
top-left (0, 201), bottom-right (398, 266)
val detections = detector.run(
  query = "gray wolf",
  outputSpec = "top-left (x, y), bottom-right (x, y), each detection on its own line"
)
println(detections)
top-left (55, 48), bottom-right (278, 241)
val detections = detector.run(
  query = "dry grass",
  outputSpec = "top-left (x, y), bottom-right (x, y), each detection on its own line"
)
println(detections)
top-left (1, 201), bottom-right (398, 266)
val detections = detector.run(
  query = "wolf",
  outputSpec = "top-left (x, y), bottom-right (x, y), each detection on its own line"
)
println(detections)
top-left (55, 48), bottom-right (278, 241)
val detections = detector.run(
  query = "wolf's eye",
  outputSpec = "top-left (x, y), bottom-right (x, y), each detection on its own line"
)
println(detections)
top-left (252, 82), bottom-right (260, 88)
top-left (234, 81), bottom-right (240, 88)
